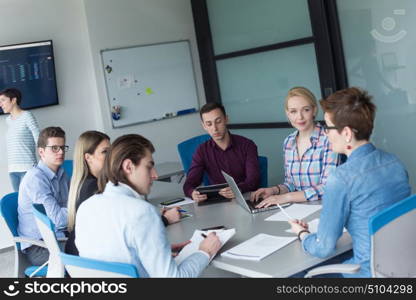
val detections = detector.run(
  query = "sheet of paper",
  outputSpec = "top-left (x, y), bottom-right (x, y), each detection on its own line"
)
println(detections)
top-left (265, 204), bottom-right (322, 222)
top-left (285, 218), bottom-right (347, 234)
top-left (163, 197), bottom-right (194, 208)
top-left (175, 228), bottom-right (236, 265)
top-left (221, 233), bottom-right (297, 261)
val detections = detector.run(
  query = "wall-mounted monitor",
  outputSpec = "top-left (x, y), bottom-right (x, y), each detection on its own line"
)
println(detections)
top-left (0, 40), bottom-right (59, 115)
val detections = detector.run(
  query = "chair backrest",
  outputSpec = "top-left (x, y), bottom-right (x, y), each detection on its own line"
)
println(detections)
top-left (178, 134), bottom-right (268, 188)
top-left (1, 193), bottom-right (46, 277)
top-left (258, 156), bottom-right (268, 188)
top-left (32, 204), bottom-right (65, 277)
top-left (369, 194), bottom-right (416, 277)
top-left (62, 160), bottom-right (73, 178)
top-left (60, 253), bottom-right (139, 278)
top-left (0, 193), bottom-right (19, 240)
top-left (0, 192), bottom-right (24, 277)
top-left (177, 134), bottom-right (211, 185)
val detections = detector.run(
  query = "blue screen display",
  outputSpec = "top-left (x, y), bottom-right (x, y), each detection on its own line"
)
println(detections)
top-left (0, 40), bottom-right (59, 114)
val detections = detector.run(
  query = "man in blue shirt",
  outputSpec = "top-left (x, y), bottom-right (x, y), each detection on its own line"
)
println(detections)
top-left (18, 127), bottom-right (70, 266)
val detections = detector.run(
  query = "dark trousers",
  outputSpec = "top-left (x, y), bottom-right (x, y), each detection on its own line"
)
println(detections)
top-left (24, 240), bottom-right (66, 266)
top-left (24, 245), bottom-right (50, 266)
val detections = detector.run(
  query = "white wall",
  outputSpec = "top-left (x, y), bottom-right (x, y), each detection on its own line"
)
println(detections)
top-left (0, 0), bottom-right (285, 250)
top-left (83, 0), bottom-right (207, 164)
top-left (0, 0), bottom-right (208, 249)
top-left (0, 0), bottom-right (102, 248)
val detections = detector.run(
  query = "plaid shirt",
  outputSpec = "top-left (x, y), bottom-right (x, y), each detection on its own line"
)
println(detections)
top-left (282, 123), bottom-right (339, 201)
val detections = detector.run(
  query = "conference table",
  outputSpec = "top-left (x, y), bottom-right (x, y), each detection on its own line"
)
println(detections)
top-left (155, 161), bottom-right (184, 181)
top-left (148, 181), bottom-right (352, 278)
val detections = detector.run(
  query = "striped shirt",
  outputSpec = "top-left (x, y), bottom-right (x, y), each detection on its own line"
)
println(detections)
top-left (6, 111), bottom-right (40, 172)
top-left (282, 122), bottom-right (339, 201)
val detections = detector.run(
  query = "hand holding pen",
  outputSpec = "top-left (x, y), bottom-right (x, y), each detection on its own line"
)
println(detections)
top-left (199, 232), bottom-right (221, 258)
top-left (162, 206), bottom-right (182, 224)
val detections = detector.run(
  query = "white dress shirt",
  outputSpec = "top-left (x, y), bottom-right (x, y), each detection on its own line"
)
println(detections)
top-left (75, 182), bottom-right (209, 277)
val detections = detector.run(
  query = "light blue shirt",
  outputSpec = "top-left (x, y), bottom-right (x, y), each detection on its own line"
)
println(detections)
top-left (75, 182), bottom-right (210, 278)
top-left (18, 160), bottom-right (70, 250)
top-left (302, 143), bottom-right (410, 277)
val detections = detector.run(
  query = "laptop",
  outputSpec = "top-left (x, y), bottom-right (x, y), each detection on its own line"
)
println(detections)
top-left (221, 171), bottom-right (290, 214)
top-left (195, 183), bottom-right (232, 206)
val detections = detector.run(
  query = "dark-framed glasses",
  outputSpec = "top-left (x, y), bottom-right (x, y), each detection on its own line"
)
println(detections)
top-left (322, 123), bottom-right (358, 134)
top-left (322, 123), bottom-right (338, 133)
top-left (45, 145), bottom-right (69, 153)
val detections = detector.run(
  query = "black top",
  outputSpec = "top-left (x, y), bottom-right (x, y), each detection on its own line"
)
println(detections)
top-left (65, 174), bottom-right (170, 255)
top-left (64, 174), bottom-right (98, 255)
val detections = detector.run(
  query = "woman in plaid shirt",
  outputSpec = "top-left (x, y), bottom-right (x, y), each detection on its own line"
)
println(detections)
top-left (251, 87), bottom-right (339, 207)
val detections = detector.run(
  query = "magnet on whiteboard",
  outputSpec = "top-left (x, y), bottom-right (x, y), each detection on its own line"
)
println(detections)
top-left (112, 105), bottom-right (121, 120)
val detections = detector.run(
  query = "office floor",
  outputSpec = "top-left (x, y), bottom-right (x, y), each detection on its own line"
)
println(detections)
top-left (0, 248), bottom-right (14, 277)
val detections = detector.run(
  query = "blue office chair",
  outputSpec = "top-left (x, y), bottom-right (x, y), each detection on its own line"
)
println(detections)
top-left (258, 156), bottom-right (268, 188)
top-left (0, 193), bottom-right (47, 277)
top-left (177, 134), bottom-right (211, 186)
top-left (32, 204), bottom-right (65, 277)
top-left (177, 134), bottom-right (268, 188)
top-left (62, 160), bottom-right (73, 178)
top-left (60, 253), bottom-right (139, 278)
top-left (305, 194), bottom-right (416, 277)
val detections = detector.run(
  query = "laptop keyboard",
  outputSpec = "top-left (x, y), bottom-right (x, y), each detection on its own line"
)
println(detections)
top-left (252, 205), bottom-right (278, 213)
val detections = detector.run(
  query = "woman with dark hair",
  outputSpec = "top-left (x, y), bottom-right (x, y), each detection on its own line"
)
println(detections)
top-left (289, 87), bottom-right (410, 277)
top-left (75, 134), bottom-right (221, 277)
top-left (0, 88), bottom-right (40, 192)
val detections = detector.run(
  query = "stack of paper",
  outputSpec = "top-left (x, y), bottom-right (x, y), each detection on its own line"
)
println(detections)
top-left (221, 233), bottom-right (297, 261)
top-left (265, 204), bottom-right (322, 221)
top-left (175, 228), bottom-right (236, 264)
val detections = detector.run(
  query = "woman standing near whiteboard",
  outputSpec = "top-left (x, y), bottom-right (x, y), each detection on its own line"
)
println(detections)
top-left (0, 88), bottom-right (40, 192)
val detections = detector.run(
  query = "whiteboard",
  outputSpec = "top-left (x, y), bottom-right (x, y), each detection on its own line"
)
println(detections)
top-left (101, 40), bottom-right (199, 128)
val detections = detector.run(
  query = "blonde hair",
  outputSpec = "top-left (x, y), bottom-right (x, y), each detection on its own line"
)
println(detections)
top-left (67, 131), bottom-right (109, 232)
top-left (285, 87), bottom-right (318, 113)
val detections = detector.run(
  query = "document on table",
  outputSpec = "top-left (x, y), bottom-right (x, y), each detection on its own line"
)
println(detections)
top-left (265, 204), bottom-right (322, 221)
top-left (175, 228), bottom-right (236, 265)
top-left (285, 218), bottom-right (347, 234)
top-left (163, 197), bottom-right (194, 208)
top-left (221, 233), bottom-right (297, 261)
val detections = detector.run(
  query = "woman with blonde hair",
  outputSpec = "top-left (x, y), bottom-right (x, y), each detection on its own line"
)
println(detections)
top-left (65, 131), bottom-right (181, 255)
top-left (251, 87), bottom-right (339, 206)
top-left (289, 87), bottom-right (410, 277)
top-left (65, 130), bottom-right (110, 255)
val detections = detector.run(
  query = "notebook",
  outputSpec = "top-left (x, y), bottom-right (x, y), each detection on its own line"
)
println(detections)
top-left (175, 228), bottom-right (236, 264)
top-left (221, 171), bottom-right (290, 214)
top-left (221, 233), bottom-right (297, 261)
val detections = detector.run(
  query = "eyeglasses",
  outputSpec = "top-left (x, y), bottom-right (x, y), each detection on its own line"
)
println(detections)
top-left (322, 123), bottom-right (358, 134)
top-left (45, 145), bottom-right (69, 153)
top-left (322, 123), bottom-right (338, 134)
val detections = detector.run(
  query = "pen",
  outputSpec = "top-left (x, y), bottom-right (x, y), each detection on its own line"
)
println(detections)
top-left (178, 209), bottom-right (187, 213)
top-left (277, 203), bottom-right (294, 220)
top-left (201, 233), bottom-right (207, 238)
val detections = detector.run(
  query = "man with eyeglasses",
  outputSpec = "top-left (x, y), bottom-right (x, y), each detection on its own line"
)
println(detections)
top-left (17, 126), bottom-right (70, 266)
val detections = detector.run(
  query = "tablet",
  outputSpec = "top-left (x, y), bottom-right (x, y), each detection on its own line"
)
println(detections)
top-left (196, 183), bottom-right (230, 206)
